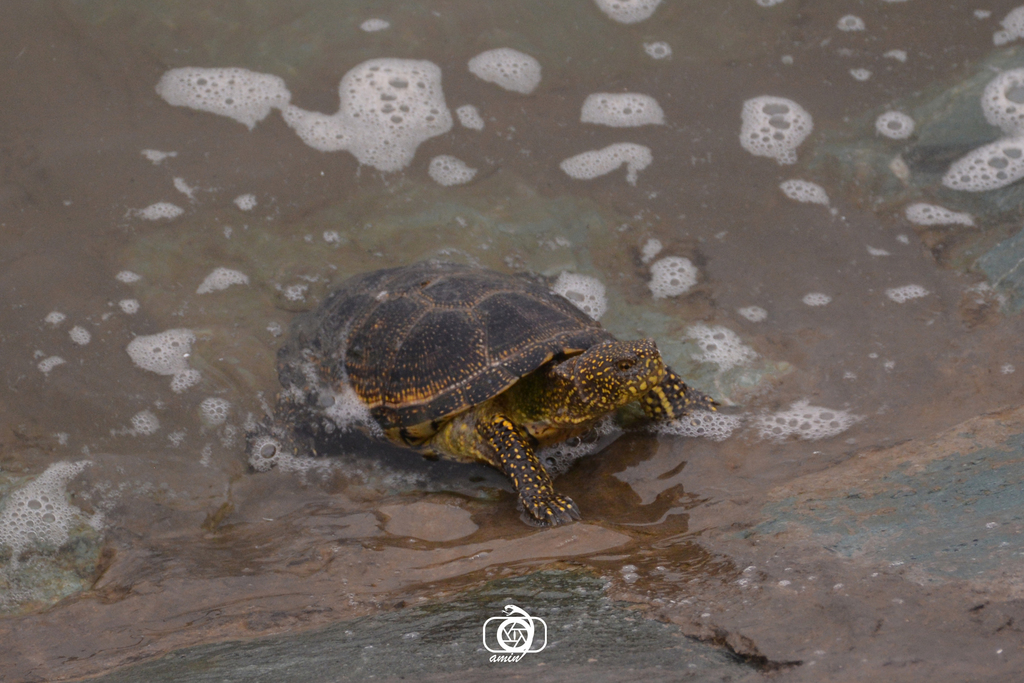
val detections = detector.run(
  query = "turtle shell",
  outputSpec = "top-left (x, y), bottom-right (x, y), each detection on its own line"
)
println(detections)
top-left (284, 261), bottom-right (613, 442)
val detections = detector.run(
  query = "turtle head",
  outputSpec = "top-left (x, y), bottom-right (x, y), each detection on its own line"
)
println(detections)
top-left (553, 339), bottom-right (666, 420)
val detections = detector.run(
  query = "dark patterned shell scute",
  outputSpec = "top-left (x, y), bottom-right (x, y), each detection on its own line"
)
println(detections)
top-left (300, 261), bottom-right (612, 432)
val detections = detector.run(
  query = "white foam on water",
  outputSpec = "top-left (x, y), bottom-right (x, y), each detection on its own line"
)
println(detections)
top-left (196, 267), bottom-right (249, 294)
top-left (126, 328), bottom-right (201, 393)
top-left (837, 15), bottom-right (865, 31)
top-left (133, 202), bottom-right (183, 221)
top-left (68, 326), bottom-right (91, 346)
top-left (323, 385), bottom-right (384, 438)
top-left (802, 292), bottom-right (832, 306)
top-left (37, 356), bottom-right (65, 374)
top-left (129, 410), bottom-right (160, 436)
top-left (467, 48), bottom-right (542, 94)
top-left (648, 256), bottom-right (698, 299)
top-left (885, 285), bottom-right (929, 303)
top-left (560, 143), bottom-right (653, 185)
top-left (234, 193), bottom-right (257, 211)
top-left (850, 69), bottom-right (872, 81)
top-left (428, 155), bottom-right (478, 186)
top-left (982, 68), bottom-right (1024, 135)
top-left (904, 203), bottom-right (975, 226)
top-left (756, 0), bottom-right (786, 6)
top-left (456, 104), bottom-right (485, 130)
top-left (199, 397), bottom-right (230, 426)
top-left (156, 67), bottom-right (291, 129)
top-left (867, 246), bottom-right (890, 256)
top-left (141, 149), bottom-right (177, 165)
top-left (753, 400), bottom-right (862, 441)
top-left (282, 59), bottom-right (453, 172)
top-left (580, 93), bottom-right (664, 127)
top-left (654, 410), bottom-right (742, 441)
top-left (0, 461), bottom-right (100, 564)
top-left (644, 42), bottom-right (672, 59)
top-left (875, 111), bottom-right (915, 139)
top-left (173, 177), bottom-right (197, 201)
top-left (119, 299), bottom-right (140, 315)
top-left (360, 18), bottom-right (390, 32)
top-left (538, 417), bottom-right (617, 476)
top-left (116, 271), bottom-right (141, 283)
top-left (552, 272), bottom-right (608, 320)
top-left (594, 0), bottom-right (662, 24)
top-left (994, 7), bottom-right (1024, 45)
top-left (640, 237), bottom-right (663, 263)
top-left (884, 49), bottom-right (908, 62)
top-left (687, 324), bottom-right (758, 371)
top-left (942, 135), bottom-right (1024, 191)
top-left (738, 306), bottom-right (768, 322)
top-left (44, 312), bottom-right (66, 326)
top-left (740, 96), bottom-right (813, 165)
top-left (779, 179), bottom-right (829, 205)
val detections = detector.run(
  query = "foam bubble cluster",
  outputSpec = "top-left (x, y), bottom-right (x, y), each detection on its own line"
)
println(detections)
top-left (323, 385), bottom-right (383, 437)
top-left (644, 42), bottom-right (672, 59)
top-left (116, 271), bottom-right (141, 283)
top-left (885, 285), bottom-right (929, 303)
top-left (640, 237), bottom-right (663, 263)
top-left (156, 67), bottom-right (291, 130)
top-left (594, 0), bottom-right (662, 24)
top-left (802, 292), bottom-right (832, 306)
top-left (655, 410), bottom-right (742, 441)
top-left (552, 272), bottom-right (608, 320)
top-left (942, 136), bottom-right (1024, 191)
top-left (687, 324), bottom-right (758, 371)
top-left (44, 312), bottom-right (65, 326)
top-left (904, 203), bottom-right (974, 226)
top-left (126, 328), bottom-right (201, 393)
top-left (837, 15), bottom-right (865, 31)
top-left (740, 96), bottom-right (813, 165)
top-left (196, 267), bottom-right (249, 294)
top-left (129, 410), bottom-right (160, 436)
top-left (738, 306), bottom-right (768, 322)
top-left (141, 149), bottom-right (177, 165)
top-left (428, 155), bottom-right (477, 186)
top-left (0, 461), bottom-right (98, 563)
top-left (753, 400), bottom-right (861, 441)
top-left (982, 68), bottom-right (1024, 135)
top-left (234, 194), bottom-right (257, 211)
top-left (994, 7), bottom-right (1024, 45)
top-left (360, 18), bottom-right (390, 32)
top-left (199, 397), bottom-right (230, 426)
top-left (37, 356), bottom-right (65, 374)
top-left (648, 256), bottom-right (698, 299)
top-left (456, 104), bottom-right (485, 130)
top-left (283, 59), bottom-right (452, 172)
top-left (875, 111), bottom-right (915, 139)
top-left (850, 69), bottom-right (872, 82)
top-left (467, 48), bottom-right (542, 94)
top-left (560, 143), bottom-right (652, 185)
top-left (134, 202), bottom-right (183, 221)
top-left (119, 299), bottom-right (140, 314)
top-left (581, 93), bottom-right (664, 127)
top-left (942, 69), bottom-right (1024, 191)
top-left (68, 326), bottom-right (91, 345)
top-left (779, 179), bottom-right (829, 205)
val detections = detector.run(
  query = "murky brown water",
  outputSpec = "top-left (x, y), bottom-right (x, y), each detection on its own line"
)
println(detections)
top-left (3, 1), bottom-right (1024, 680)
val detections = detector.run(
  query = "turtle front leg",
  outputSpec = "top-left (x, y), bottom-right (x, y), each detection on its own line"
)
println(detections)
top-left (641, 366), bottom-right (718, 421)
top-left (477, 415), bottom-right (581, 527)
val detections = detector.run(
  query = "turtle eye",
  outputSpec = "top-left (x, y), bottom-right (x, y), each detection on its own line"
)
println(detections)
top-left (617, 359), bottom-right (635, 371)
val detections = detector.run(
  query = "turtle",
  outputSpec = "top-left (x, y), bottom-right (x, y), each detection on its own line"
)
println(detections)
top-left (255, 261), bottom-right (717, 526)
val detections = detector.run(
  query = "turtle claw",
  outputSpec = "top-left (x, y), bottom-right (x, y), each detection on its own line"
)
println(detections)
top-left (519, 492), bottom-right (581, 527)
